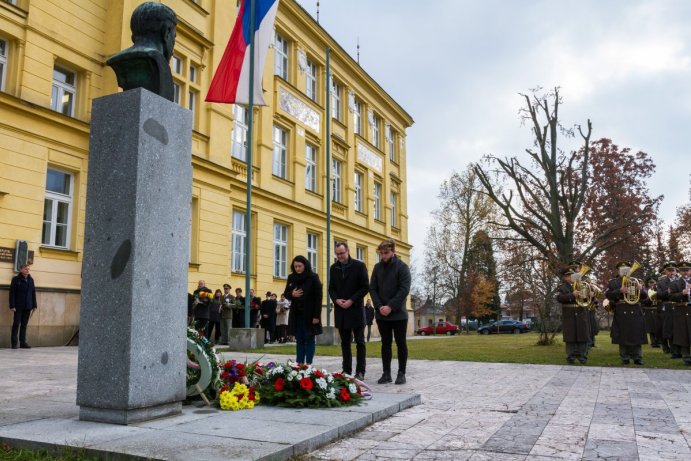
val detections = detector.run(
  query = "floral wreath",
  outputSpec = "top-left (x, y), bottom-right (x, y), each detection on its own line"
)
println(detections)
top-left (186, 327), bottom-right (222, 400)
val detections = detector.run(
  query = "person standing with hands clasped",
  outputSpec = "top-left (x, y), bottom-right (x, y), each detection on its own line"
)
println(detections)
top-left (9, 264), bottom-right (38, 349)
top-left (370, 239), bottom-right (411, 385)
top-left (284, 256), bottom-right (323, 365)
top-left (329, 242), bottom-right (370, 380)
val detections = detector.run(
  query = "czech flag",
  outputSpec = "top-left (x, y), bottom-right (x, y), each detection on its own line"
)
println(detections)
top-left (206, 0), bottom-right (279, 105)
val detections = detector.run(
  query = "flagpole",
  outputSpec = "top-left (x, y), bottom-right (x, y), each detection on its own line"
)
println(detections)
top-left (325, 47), bottom-right (332, 327)
top-left (244, 0), bottom-right (257, 329)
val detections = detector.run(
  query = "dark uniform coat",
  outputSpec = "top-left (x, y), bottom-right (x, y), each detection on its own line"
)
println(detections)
top-left (556, 281), bottom-right (590, 343)
top-left (656, 275), bottom-right (676, 339)
top-left (328, 257), bottom-right (369, 330)
top-left (606, 277), bottom-right (647, 346)
top-left (641, 291), bottom-right (659, 334)
top-left (670, 277), bottom-right (691, 347)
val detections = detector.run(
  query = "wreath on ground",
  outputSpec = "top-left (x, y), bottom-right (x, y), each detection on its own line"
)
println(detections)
top-left (186, 327), bottom-right (222, 402)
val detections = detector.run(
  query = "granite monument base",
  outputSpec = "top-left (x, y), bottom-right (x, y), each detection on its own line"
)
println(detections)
top-left (228, 328), bottom-right (265, 349)
top-left (317, 326), bottom-right (339, 346)
top-left (77, 88), bottom-right (192, 425)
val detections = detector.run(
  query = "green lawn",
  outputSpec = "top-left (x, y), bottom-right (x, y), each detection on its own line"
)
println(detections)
top-left (231, 332), bottom-right (689, 369)
top-left (0, 444), bottom-right (98, 461)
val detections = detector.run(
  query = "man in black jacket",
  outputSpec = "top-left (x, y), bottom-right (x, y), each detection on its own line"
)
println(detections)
top-left (9, 264), bottom-right (38, 349)
top-left (370, 239), bottom-right (411, 385)
top-left (329, 242), bottom-right (369, 380)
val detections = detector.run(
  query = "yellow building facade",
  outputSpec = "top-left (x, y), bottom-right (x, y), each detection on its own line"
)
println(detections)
top-left (0, 0), bottom-right (413, 347)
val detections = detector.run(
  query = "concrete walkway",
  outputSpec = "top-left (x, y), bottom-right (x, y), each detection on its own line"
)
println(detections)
top-left (2, 347), bottom-right (691, 460)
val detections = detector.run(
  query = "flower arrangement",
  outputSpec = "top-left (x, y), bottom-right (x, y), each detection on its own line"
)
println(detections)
top-left (186, 327), bottom-right (222, 400)
top-left (218, 382), bottom-right (260, 411)
top-left (216, 359), bottom-right (264, 411)
top-left (195, 290), bottom-right (214, 302)
top-left (259, 361), bottom-right (366, 408)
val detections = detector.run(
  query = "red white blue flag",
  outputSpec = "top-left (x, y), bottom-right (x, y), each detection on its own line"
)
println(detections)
top-left (205, 0), bottom-right (279, 105)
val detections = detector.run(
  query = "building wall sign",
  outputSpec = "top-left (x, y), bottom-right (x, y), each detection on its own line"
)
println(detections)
top-left (278, 87), bottom-right (320, 133)
top-left (0, 247), bottom-right (34, 264)
top-left (357, 142), bottom-right (382, 173)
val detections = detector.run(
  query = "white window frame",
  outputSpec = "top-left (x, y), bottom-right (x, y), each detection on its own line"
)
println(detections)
top-left (51, 66), bottom-right (76, 117)
top-left (42, 168), bottom-right (73, 249)
top-left (172, 55), bottom-right (182, 74)
top-left (354, 171), bottom-right (363, 212)
top-left (374, 182), bottom-right (382, 221)
top-left (232, 211), bottom-right (247, 273)
top-left (274, 33), bottom-right (288, 80)
top-left (391, 191), bottom-right (398, 228)
top-left (332, 159), bottom-right (342, 203)
top-left (305, 143), bottom-right (317, 192)
top-left (331, 81), bottom-right (341, 120)
top-left (188, 89), bottom-right (197, 113)
top-left (232, 104), bottom-right (249, 161)
top-left (372, 114), bottom-right (381, 148)
top-left (353, 99), bottom-right (362, 135)
top-left (0, 37), bottom-right (7, 92)
top-left (388, 129), bottom-right (396, 162)
top-left (272, 125), bottom-right (288, 179)
top-left (356, 246), bottom-right (366, 263)
top-left (307, 233), bottom-right (318, 273)
top-left (306, 60), bottom-right (317, 101)
top-left (273, 223), bottom-right (288, 279)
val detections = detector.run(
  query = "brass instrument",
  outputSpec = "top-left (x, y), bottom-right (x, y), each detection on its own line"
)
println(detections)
top-left (573, 264), bottom-right (592, 308)
top-left (622, 260), bottom-right (642, 305)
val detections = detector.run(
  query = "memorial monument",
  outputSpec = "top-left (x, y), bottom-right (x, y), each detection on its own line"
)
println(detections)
top-left (77, 2), bottom-right (192, 424)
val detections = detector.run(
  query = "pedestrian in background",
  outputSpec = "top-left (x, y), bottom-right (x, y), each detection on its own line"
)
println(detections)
top-left (365, 299), bottom-right (375, 342)
top-left (260, 291), bottom-right (277, 343)
top-left (9, 264), bottom-right (38, 349)
top-left (220, 284), bottom-right (234, 345)
top-left (276, 293), bottom-right (290, 343)
top-left (370, 239), bottom-right (411, 385)
top-left (207, 288), bottom-right (222, 343)
top-left (193, 280), bottom-right (212, 335)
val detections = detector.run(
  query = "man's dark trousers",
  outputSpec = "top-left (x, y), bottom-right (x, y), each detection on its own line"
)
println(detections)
top-left (339, 326), bottom-right (366, 375)
top-left (11, 309), bottom-right (31, 346)
top-left (377, 319), bottom-right (408, 374)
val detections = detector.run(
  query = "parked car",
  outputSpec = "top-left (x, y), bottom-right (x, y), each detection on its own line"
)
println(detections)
top-left (477, 320), bottom-right (530, 335)
top-left (416, 320), bottom-right (459, 336)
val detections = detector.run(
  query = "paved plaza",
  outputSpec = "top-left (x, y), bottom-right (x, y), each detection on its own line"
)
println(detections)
top-left (1, 346), bottom-right (691, 460)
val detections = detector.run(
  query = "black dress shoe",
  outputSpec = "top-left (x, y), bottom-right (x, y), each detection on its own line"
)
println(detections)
top-left (395, 372), bottom-right (406, 385)
top-left (355, 372), bottom-right (365, 381)
top-left (622, 359), bottom-right (630, 365)
top-left (20, 343), bottom-right (31, 349)
top-left (671, 354), bottom-right (682, 359)
top-left (634, 359), bottom-right (643, 365)
top-left (377, 373), bottom-right (392, 384)
top-left (11, 344), bottom-right (18, 349)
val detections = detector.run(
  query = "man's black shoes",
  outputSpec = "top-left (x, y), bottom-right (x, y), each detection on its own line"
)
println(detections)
top-left (377, 373), bottom-right (392, 384)
top-left (20, 343), bottom-right (31, 349)
top-left (622, 359), bottom-right (630, 365)
top-left (11, 344), bottom-right (18, 349)
top-left (634, 359), bottom-right (643, 365)
top-left (395, 372), bottom-right (406, 385)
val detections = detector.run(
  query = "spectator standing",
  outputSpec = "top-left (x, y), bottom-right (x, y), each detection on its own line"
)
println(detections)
top-left (370, 239), bottom-right (411, 385)
top-left (193, 280), bottom-right (212, 335)
top-left (329, 242), bottom-right (369, 380)
top-left (365, 299), bottom-right (375, 342)
top-left (284, 255), bottom-right (323, 365)
top-left (9, 264), bottom-right (38, 349)
top-left (249, 289), bottom-right (262, 328)
top-left (219, 284), bottom-right (235, 345)
top-left (232, 288), bottom-right (245, 328)
top-left (207, 289), bottom-right (222, 343)
top-left (276, 294), bottom-right (290, 343)
top-left (260, 291), bottom-right (277, 343)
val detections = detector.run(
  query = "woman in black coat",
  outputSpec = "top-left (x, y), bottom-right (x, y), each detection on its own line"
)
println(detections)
top-left (284, 255), bottom-right (323, 365)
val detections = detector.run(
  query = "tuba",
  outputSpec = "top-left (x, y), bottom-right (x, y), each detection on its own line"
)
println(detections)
top-left (622, 260), bottom-right (642, 305)
top-left (573, 264), bottom-right (592, 308)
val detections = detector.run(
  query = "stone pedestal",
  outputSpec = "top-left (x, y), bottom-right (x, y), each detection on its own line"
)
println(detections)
top-left (317, 326), bottom-right (339, 346)
top-left (77, 88), bottom-right (192, 425)
top-left (228, 328), bottom-right (265, 350)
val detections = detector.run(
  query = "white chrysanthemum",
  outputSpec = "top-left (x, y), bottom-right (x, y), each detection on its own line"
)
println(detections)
top-left (348, 383), bottom-right (357, 394)
top-left (326, 390), bottom-right (336, 400)
top-left (316, 378), bottom-right (327, 390)
top-left (327, 375), bottom-right (334, 383)
top-left (302, 368), bottom-right (312, 376)
top-left (286, 374), bottom-right (294, 381)
top-left (290, 370), bottom-right (298, 377)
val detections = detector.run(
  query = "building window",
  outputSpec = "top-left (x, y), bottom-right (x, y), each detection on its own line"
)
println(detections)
top-left (356, 246), bottom-right (366, 263)
top-left (188, 89), bottom-right (197, 113)
top-left (372, 113), bottom-right (381, 148)
top-left (172, 55), bottom-right (182, 74)
top-left (331, 81), bottom-right (341, 121)
top-left (273, 223), bottom-right (288, 279)
top-left (232, 104), bottom-right (249, 161)
top-left (272, 125), bottom-right (288, 179)
top-left (189, 63), bottom-right (198, 83)
top-left (353, 99), bottom-right (362, 135)
top-left (306, 60), bottom-right (317, 101)
top-left (172, 55), bottom-right (182, 105)
top-left (307, 233), bottom-right (318, 273)
top-left (274, 33), bottom-right (288, 80)
top-left (305, 143), bottom-right (317, 192)
top-left (375, 252), bottom-right (381, 263)
top-left (354, 171), bottom-right (364, 212)
top-left (232, 211), bottom-right (247, 273)
top-left (390, 191), bottom-right (398, 228)
top-left (374, 182), bottom-right (382, 221)
top-left (388, 128), bottom-right (396, 162)
top-left (332, 159), bottom-right (342, 203)
top-left (42, 169), bottom-right (73, 248)
top-left (3, 0), bottom-right (18, 5)
top-left (51, 66), bottom-right (76, 116)
top-left (0, 38), bottom-right (7, 91)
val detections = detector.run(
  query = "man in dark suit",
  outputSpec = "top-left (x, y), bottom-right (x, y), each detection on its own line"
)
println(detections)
top-left (329, 242), bottom-right (369, 380)
top-left (9, 264), bottom-right (38, 349)
top-left (656, 262), bottom-right (677, 354)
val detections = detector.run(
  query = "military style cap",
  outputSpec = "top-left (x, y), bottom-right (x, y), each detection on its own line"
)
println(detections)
top-left (615, 261), bottom-right (631, 269)
top-left (646, 277), bottom-right (656, 284)
top-left (223, 283), bottom-right (231, 289)
top-left (660, 261), bottom-right (676, 272)
top-left (678, 261), bottom-right (691, 270)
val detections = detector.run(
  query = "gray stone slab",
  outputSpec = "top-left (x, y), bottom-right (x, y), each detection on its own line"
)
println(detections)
top-left (582, 439), bottom-right (640, 460)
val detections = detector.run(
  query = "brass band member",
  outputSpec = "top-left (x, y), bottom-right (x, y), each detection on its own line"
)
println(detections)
top-left (642, 277), bottom-right (660, 348)
top-left (605, 261), bottom-right (648, 365)
top-left (656, 262), bottom-right (677, 355)
top-left (670, 261), bottom-right (691, 366)
top-left (556, 265), bottom-right (589, 364)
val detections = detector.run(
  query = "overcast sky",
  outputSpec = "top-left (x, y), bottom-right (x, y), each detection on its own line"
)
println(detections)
top-left (297, 0), bottom-right (691, 261)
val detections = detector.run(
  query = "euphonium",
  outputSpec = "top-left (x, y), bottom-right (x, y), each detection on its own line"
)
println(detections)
top-left (622, 260), bottom-right (642, 305)
top-left (573, 264), bottom-right (592, 308)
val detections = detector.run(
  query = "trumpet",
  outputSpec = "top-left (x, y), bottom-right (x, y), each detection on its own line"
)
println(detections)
top-left (573, 264), bottom-right (596, 307)
top-left (622, 260), bottom-right (642, 305)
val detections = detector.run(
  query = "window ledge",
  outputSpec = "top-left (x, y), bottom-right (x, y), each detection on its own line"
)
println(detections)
top-left (39, 246), bottom-right (80, 260)
top-left (188, 262), bottom-right (201, 271)
top-left (272, 174), bottom-right (294, 186)
top-left (305, 189), bottom-right (322, 198)
top-left (355, 210), bottom-right (368, 218)
top-left (273, 276), bottom-right (288, 282)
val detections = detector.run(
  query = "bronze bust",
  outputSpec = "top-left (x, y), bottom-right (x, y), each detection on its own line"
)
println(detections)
top-left (107, 2), bottom-right (177, 101)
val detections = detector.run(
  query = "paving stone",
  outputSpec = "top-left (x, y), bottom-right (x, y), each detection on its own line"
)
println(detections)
top-left (582, 438), bottom-right (640, 460)
top-left (587, 422), bottom-right (636, 441)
